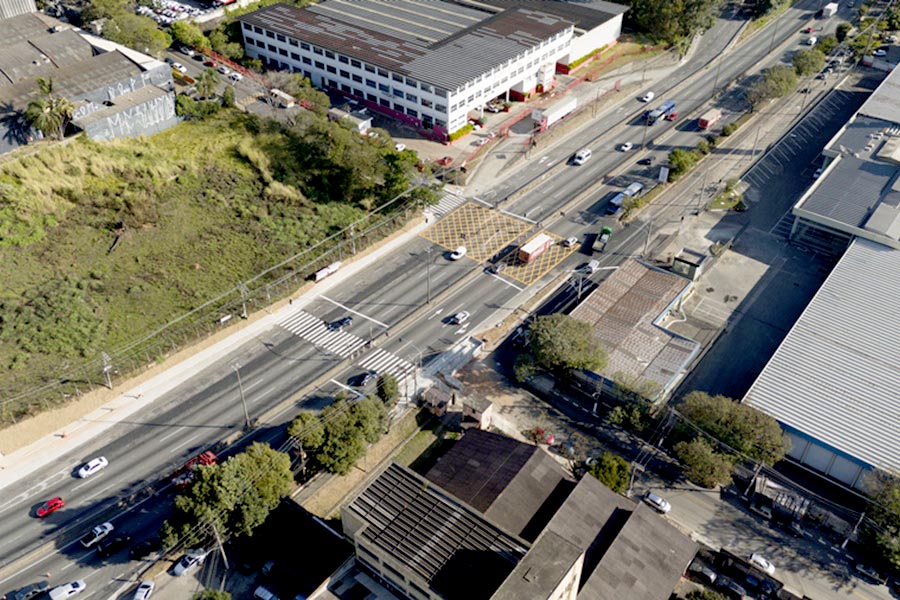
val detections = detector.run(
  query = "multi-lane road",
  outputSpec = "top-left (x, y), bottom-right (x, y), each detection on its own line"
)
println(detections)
top-left (0, 2), bottom-right (868, 597)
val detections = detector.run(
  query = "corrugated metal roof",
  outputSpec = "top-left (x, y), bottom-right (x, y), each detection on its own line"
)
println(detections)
top-left (238, 1), bottom-right (572, 90)
top-left (466, 0), bottom-right (627, 29)
top-left (743, 238), bottom-right (900, 473)
top-left (858, 60), bottom-right (900, 124)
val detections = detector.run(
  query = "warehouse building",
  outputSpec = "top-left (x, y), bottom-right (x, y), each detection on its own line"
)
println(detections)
top-left (237, 0), bottom-right (625, 139)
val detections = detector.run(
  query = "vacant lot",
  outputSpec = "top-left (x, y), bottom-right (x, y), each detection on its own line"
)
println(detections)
top-left (0, 110), bottom-right (426, 423)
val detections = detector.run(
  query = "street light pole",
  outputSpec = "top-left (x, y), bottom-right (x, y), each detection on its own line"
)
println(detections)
top-left (232, 364), bottom-right (251, 429)
top-left (425, 247), bottom-right (432, 304)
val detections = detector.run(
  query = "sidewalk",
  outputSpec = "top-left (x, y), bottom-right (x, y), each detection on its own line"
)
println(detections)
top-left (0, 217), bottom-right (429, 492)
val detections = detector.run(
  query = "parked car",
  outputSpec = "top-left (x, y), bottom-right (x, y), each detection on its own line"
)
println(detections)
top-left (749, 503), bottom-right (773, 519)
top-left (77, 456), bottom-right (109, 478)
top-left (7, 581), bottom-right (50, 600)
top-left (572, 148), bottom-right (592, 165)
top-left (619, 142), bottom-right (634, 152)
top-left (640, 91), bottom-right (655, 102)
top-left (132, 581), bottom-right (155, 600)
top-left (97, 534), bottom-right (133, 558)
top-left (486, 263), bottom-right (506, 274)
top-left (253, 586), bottom-right (279, 600)
top-left (172, 62), bottom-right (187, 74)
top-left (80, 522), bottom-right (114, 548)
top-left (394, 143), bottom-right (407, 152)
top-left (643, 492), bottom-right (671, 514)
top-left (179, 45), bottom-right (195, 57)
top-left (749, 553), bottom-right (776, 575)
top-left (129, 538), bottom-right (161, 560)
top-left (450, 311), bottom-right (470, 325)
top-left (854, 563), bottom-right (886, 584)
top-left (36, 497), bottom-right (65, 518)
top-left (49, 581), bottom-right (86, 600)
top-left (230, 72), bottom-right (243, 82)
top-left (328, 316), bottom-right (353, 331)
top-left (873, 48), bottom-right (888, 57)
top-left (716, 576), bottom-right (747, 598)
top-left (450, 246), bottom-right (467, 260)
top-left (173, 549), bottom-right (207, 576)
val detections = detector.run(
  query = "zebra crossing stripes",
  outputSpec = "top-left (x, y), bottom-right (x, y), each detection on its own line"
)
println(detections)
top-left (277, 310), bottom-right (368, 356)
top-left (430, 191), bottom-right (468, 218)
top-left (358, 348), bottom-right (416, 379)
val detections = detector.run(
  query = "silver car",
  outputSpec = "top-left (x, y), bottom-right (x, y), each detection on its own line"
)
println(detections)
top-left (644, 492), bottom-right (671, 514)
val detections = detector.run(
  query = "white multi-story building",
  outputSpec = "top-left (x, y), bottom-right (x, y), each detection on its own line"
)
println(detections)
top-left (238, 0), bottom-right (625, 140)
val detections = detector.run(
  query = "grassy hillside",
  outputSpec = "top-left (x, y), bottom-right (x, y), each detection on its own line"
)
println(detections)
top-left (0, 110), bottom-right (428, 423)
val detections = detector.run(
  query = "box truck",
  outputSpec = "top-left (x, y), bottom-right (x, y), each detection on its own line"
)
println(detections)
top-left (698, 108), bottom-right (722, 129)
top-left (518, 233), bottom-right (554, 263)
top-left (531, 98), bottom-right (578, 132)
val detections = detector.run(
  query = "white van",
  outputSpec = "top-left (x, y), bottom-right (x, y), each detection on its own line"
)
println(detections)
top-left (641, 91), bottom-right (655, 102)
top-left (806, 36), bottom-right (818, 45)
top-left (573, 148), bottom-right (592, 165)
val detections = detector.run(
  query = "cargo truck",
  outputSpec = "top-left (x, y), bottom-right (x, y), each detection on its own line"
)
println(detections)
top-left (531, 98), bottom-right (578, 132)
top-left (172, 451), bottom-right (218, 489)
top-left (518, 233), bottom-right (554, 263)
top-left (822, 2), bottom-right (838, 16)
top-left (698, 108), bottom-right (722, 129)
top-left (645, 101), bottom-right (676, 125)
top-left (593, 227), bottom-right (612, 253)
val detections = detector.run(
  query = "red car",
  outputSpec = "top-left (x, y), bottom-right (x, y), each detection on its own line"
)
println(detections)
top-left (36, 497), bottom-right (65, 518)
top-left (203, 59), bottom-right (217, 68)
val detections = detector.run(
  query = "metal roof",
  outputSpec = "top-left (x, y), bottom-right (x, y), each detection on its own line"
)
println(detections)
top-left (238, 1), bottom-right (573, 91)
top-left (743, 237), bottom-right (900, 474)
top-left (466, 0), bottom-right (627, 30)
top-left (0, 30), bottom-right (94, 86)
top-left (857, 60), bottom-right (900, 124)
top-left (71, 85), bottom-right (170, 128)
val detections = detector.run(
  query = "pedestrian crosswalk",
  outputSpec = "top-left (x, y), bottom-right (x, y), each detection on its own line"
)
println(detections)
top-left (359, 348), bottom-right (417, 379)
top-left (430, 190), bottom-right (468, 218)
top-left (277, 309), bottom-right (417, 379)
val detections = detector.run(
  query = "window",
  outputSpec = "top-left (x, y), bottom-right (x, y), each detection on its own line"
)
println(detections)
top-left (351, 59), bottom-right (361, 68)
top-left (289, 39), bottom-right (298, 47)
top-left (406, 92), bottom-right (417, 102)
top-left (256, 39), bottom-right (265, 48)
top-left (366, 79), bottom-right (376, 88)
top-left (435, 118), bottom-right (446, 127)
top-left (353, 88), bottom-right (363, 96)
top-left (340, 70), bottom-right (350, 78)
top-left (407, 108), bottom-right (417, 117)
top-left (467, 95), bottom-right (474, 103)
top-left (265, 30), bottom-right (275, 39)
top-left (406, 77), bottom-right (418, 87)
top-left (365, 64), bottom-right (376, 73)
top-left (315, 60), bottom-right (324, 69)
top-left (392, 88), bottom-right (404, 98)
top-left (328, 79), bottom-right (337, 88)
top-left (302, 56), bottom-right (312, 65)
top-left (366, 93), bottom-right (377, 102)
top-left (313, 47), bottom-right (323, 55)
top-left (352, 74), bottom-right (363, 83)
top-left (341, 84), bottom-right (351, 92)
top-left (436, 104), bottom-right (446, 112)
top-left (276, 33), bottom-right (286, 42)
top-left (267, 44), bottom-right (276, 52)
top-left (304, 70), bottom-right (312, 79)
top-left (379, 98), bottom-right (390, 107)
top-left (325, 50), bottom-right (335, 59)
top-left (326, 65), bottom-right (336, 74)
top-left (253, 25), bottom-right (262, 33)
top-left (377, 68), bottom-right (388, 77)
top-left (290, 52), bottom-right (300, 60)
top-left (421, 98), bottom-right (433, 108)
top-left (392, 74), bottom-right (403, 82)
top-left (339, 55), bottom-right (349, 64)
top-left (394, 102), bottom-right (404, 111)
top-left (301, 42), bottom-right (310, 50)
top-left (278, 48), bottom-right (288, 56)
top-left (378, 83), bottom-right (390, 93)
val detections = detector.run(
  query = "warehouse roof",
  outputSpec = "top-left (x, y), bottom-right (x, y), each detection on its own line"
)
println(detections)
top-left (72, 84), bottom-right (170, 128)
top-left (744, 237), bottom-right (900, 474)
top-left (0, 30), bottom-right (94, 86)
top-left (570, 260), bottom-right (699, 398)
top-left (858, 60), bottom-right (900, 124)
top-left (473, 0), bottom-right (627, 30)
top-left (238, 1), bottom-right (572, 91)
top-left (0, 11), bottom-right (58, 50)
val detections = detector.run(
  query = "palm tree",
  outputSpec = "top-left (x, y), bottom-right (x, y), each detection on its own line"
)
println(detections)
top-left (196, 68), bottom-right (220, 100)
top-left (24, 77), bottom-right (74, 141)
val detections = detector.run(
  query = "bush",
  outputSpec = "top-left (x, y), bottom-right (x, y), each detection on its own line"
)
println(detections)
top-left (836, 22), bottom-right (852, 42)
top-left (588, 452), bottom-right (630, 493)
top-left (721, 122), bottom-right (737, 136)
top-left (668, 148), bottom-right (702, 179)
top-left (697, 139), bottom-right (711, 155)
top-left (448, 123), bottom-right (473, 142)
top-left (376, 373), bottom-right (399, 406)
top-left (674, 438), bottom-right (734, 488)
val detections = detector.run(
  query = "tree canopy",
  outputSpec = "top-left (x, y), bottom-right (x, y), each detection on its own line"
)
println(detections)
top-left (311, 397), bottom-right (388, 476)
top-left (193, 591), bottom-right (231, 600)
top-left (287, 411), bottom-right (326, 452)
top-left (792, 49), bottom-right (825, 77)
top-left (628, 0), bottom-right (723, 52)
top-left (674, 437), bottom-right (734, 488)
top-left (588, 452), bottom-right (630, 494)
top-left (864, 471), bottom-right (900, 571)
top-left (747, 64), bottom-right (797, 110)
top-left (528, 314), bottom-right (607, 374)
top-left (25, 78), bottom-right (74, 141)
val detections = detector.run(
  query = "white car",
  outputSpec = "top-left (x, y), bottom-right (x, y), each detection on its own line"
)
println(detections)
top-left (179, 45), bottom-right (195, 56)
top-left (450, 311), bottom-right (470, 325)
top-left (230, 71), bottom-right (243, 82)
top-left (49, 581), bottom-right (86, 600)
top-left (644, 492), bottom-right (671, 514)
top-left (80, 522), bottom-right (114, 547)
top-left (172, 62), bottom-right (187, 74)
top-left (562, 236), bottom-right (579, 248)
top-left (873, 48), bottom-right (888, 57)
top-left (749, 553), bottom-right (776, 575)
top-left (133, 580), bottom-right (154, 600)
top-left (813, 167), bottom-right (824, 179)
top-left (619, 142), bottom-right (634, 152)
top-left (394, 143), bottom-right (406, 152)
top-left (173, 549), bottom-right (207, 576)
top-left (77, 456), bottom-right (109, 478)
top-left (449, 246), bottom-right (467, 260)
top-left (641, 91), bottom-right (655, 102)
top-left (572, 148), bottom-right (592, 165)
top-left (217, 65), bottom-right (231, 75)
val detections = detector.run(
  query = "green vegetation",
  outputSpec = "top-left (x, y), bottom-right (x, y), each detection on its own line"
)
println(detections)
top-left (674, 437), bottom-right (734, 488)
top-left (161, 443), bottom-right (293, 549)
top-left (747, 64), bottom-right (797, 110)
top-left (517, 314), bottom-right (607, 378)
top-left (587, 451), bottom-right (630, 494)
top-left (376, 373), bottom-right (399, 407)
top-left (668, 147), bottom-right (703, 180)
top-left (628, 0), bottom-right (723, 52)
top-left (817, 34), bottom-right (838, 55)
top-left (836, 22), bottom-right (853, 42)
top-left (0, 106), bottom-right (436, 424)
top-left (863, 471), bottom-right (900, 571)
top-left (193, 592), bottom-right (231, 600)
top-left (25, 78), bottom-right (74, 141)
top-left (82, 0), bottom-right (171, 56)
top-left (686, 589), bottom-right (727, 600)
top-left (448, 123), bottom-right (474, 142)
top-left (709, 179), bottom-right (744, 210)
top-left (792, 48), bottom-right (826, 77)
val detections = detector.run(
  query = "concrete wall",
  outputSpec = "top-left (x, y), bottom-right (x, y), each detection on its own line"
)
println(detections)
top-left (566, 15), bottom-right (623, 65)
top-left (77, 92), bottom-right (178, 142)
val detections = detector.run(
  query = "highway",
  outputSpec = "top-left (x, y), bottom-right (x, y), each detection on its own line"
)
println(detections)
top-left (0, 1), bottom-right (862, 596)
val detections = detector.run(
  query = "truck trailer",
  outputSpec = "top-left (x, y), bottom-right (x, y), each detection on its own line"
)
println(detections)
top-left (518, 233), bottom-right (554, 263)
top-left (531, 98), bottom-right (578, 132)
top-left (822, 2), bottom-right (838, 16)
top-left (698, 108), bottom-right (722, 129)
top-left (645, 101), bottom-right (676, 125)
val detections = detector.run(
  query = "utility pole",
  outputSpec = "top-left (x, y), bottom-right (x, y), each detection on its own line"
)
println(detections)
top-left (210, 521), bottom-right (230, 570)
top-left (232, 364), bottom-right (251, 429)
top-left (101, 352), bottom-right (114, 389)
top-left (643, 214), bottom-right (654, 258)
top-left (238, 283), bottom-right (249, 319)
top-left (841, 511), bottom-right (865, 549)
top-left (424, 246), bottom-right (432, 304)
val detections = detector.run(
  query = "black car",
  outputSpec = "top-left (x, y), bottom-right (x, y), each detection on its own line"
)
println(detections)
top-left (7, 581), bottom-right (50, 600)
top-left (350, 370), bottom-right (377, 387)
top-left (638, 156), bottom-right (655, 165)
top-left (328, 316), bottom-right (353, 331)
top-left (129, 538), bottom-right (160, 560)
top-left (97, 534), bottom-right (132, 558)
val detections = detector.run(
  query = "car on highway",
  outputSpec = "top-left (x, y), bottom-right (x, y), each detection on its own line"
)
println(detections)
top-left (351, 370), bottom-right (378, 387)
top-left (80, 522), bottom-right (114, 548)
top-left (179, 45), bottom-right (195, 56)
top-left (619, 142), bottom-right (634, 152)
top-left (644, 492), bottom-right (671, 514)
top-left (638, 156), bottom-right (655, 165)
top-left (204, 58), bottom-right (217, 67)
top-left (802, 26), bottom-right (814, 33)
top-left (486, 262), bottom-right (506, 274)
top-left (854, 563), bottom-right (886, 584)
top-left (230, 71), bottom-right (243, 82)
top-left (749, 553), bottom-right (776, 575)
top-left (172, 62), bottom-right (187, 74)
top-left (77, 456), bottom-right (108, 478)
top-left (173, 549), bottom-right (208, 576)
top-left (640, 91), bottom-right (655, 102)
top-left (873, 48), bottom-right (888, 57)
top-left (36, 496), bottom-right (65, 518)
top-left (450, 311), bottom-right (470, 325)
top-left (7, 581), bottom-right (50, 600)
top-left (328, 316), bottom-right (353, 331)
top-left (97, 534), bottom-right (133, 558)
top-left (217, 65), bottom-right (231, 75)
top-left (129, 538), bottom-right (161, 560)
top-left (133, 581), bottom-right (155, 600)
top-left (474, 137), bottom-right (489, 146)
top-left (48, 581), bottom-right (86, 600)
top-left (572, 148), bottom-right (592, 165)
top-left (450, 246), bottom-right (467, 260)
top-left (562, 236), bottom-right (579, 248)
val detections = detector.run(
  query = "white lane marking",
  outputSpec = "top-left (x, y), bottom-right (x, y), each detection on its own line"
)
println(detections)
top-left (329, 379), bottom-right (364, 398)
top-left (81, 480), bottom-right (120, 504)
top-left (71, 475), bottom-right (104, 492)
top-left (318, 295), bottom-right (388, 328)
top-left (484, 271), bottom-right (524, 291)
top-left (427, 308), bottom-right (444, 320)
top-left (158, 426), bottom-right (187, 443)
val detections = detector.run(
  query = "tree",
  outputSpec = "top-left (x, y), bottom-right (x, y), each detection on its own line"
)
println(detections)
top-left (196, 68), bottom-right (220, 100)
top-left (25, 77), bottom-right (74, 141)
top-left (317, 402), bottom-right (367, 476)
top-left (678, 391), bottom-right (790, 466)
top-left (747, 64), bottom-right (797, 110)
top-left (193, 591), bottom-right (231, 600)
top-left (351, 396), bottom-right (387, 444)
top-left (611, 371), bottom-right (661, 403)
top-left (836, 22), bottom-right (853, 42)
top-left (863, 471), bottom-right (900, 570)
top-left (376, 373), bottom-right (399, 406)
top-left (667, 148), bottom-right (700, 178)
top-left (104, 13), bottom-right (172, 56)
top-left (629, 0), bottom-right (723, 52)
top-left (674, 437), bottom-right (734, 488)
top-left (817, 34), bottom-right (838, 55)
top-left (686, 590), bottom-right (727, 600)
top-left (208, 28), bottom-right (243, 61)
top-left (170, 21), bottom-right (207, 49)
top-left (528, 314), bottom-right (607, 374)
top-left (287, 411), bottom-right (325, 452)
top-left (222, 86), bottom-right (236, 109)
top-left (588, 452), bottom-right (630, 494)
top-left (792, 48), bottom-right (825, 77)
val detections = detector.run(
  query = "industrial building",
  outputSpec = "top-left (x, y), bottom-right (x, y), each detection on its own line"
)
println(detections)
top-left (341, 430), bottom-right (697, 600)
top-left (744, 67), bottom-right (900, 490)
top-left (237, 0), bottom-right (625, 139)
top-left (0, 10), bottom-right (177, 154)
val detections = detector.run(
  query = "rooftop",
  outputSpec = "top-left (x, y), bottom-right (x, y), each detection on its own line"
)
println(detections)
top-left (569, 260), bottom-right (699, 398)
top-left (238, 1), bottom-right (573, 91)
top-left (743, 237), bottom-right (900, 474)
top-left (72, 84), bottom-right (170, 128)
top-left (470, 0), bottom-right (627, 30)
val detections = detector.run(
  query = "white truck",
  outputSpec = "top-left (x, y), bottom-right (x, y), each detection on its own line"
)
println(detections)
top-left (822, 2), bottom-right (838, 16)
top-left (531, 97), bottom-right (578, 131)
